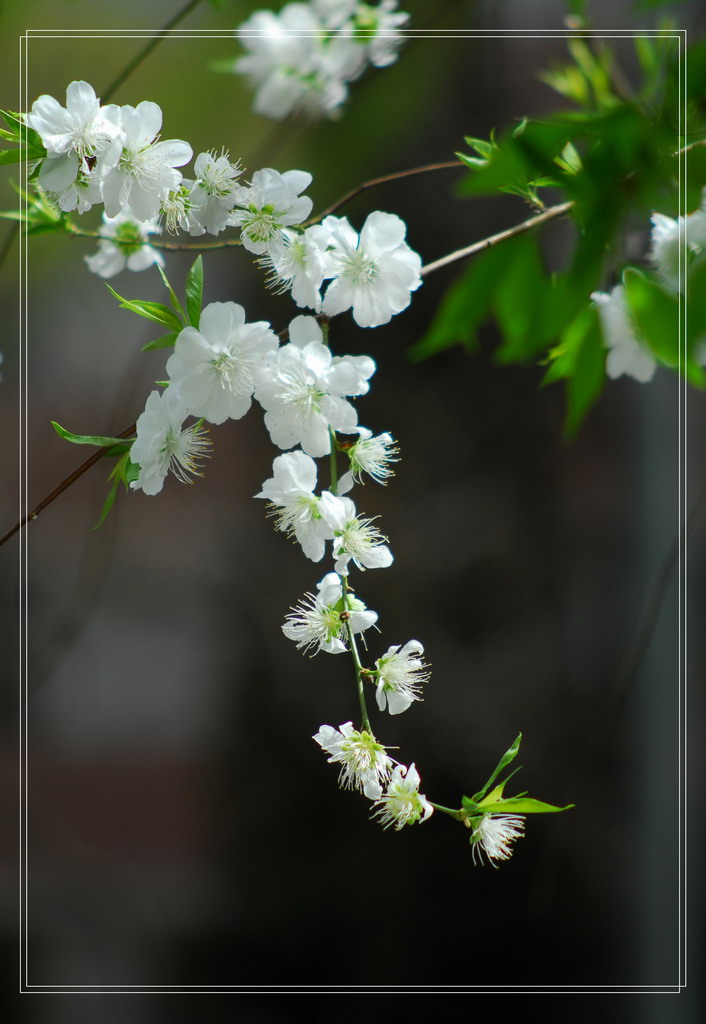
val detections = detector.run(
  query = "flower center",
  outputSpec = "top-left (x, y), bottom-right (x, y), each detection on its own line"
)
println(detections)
top-left (212, 351), bottom-right (255, 398)
top-left (341, 248), bottom-right (378, 286)
top-left (162, 423), bottom-right (211, 484)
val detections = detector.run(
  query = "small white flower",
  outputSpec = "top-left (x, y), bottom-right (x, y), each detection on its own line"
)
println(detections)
top-left (591, 284), bottom-right (657, 383)
top-left (373, 762), bottom-right (433, 829)
top-left (314, 721), bottom-right (393, 799)
top-left (374, 639), bottom-right (429, 715)
top-left (262, 225), bottom-right (333, 311)
top-left (649, 213), bottom-right (685, 293)
top-left (320, 212), bottom-right (422, 328)
top-left (84, 210), bottom-right (163, 279)
top-left (338, 426), bottom-right (399, 490)
top-left (101, 101), bottom-right (192, 222)
top-left (282, 572), bottom-right (377, 655)
top-left (188, 150), bottom-right (243, 236)
top-left (161, 184), bottom-right (193, 234)
top-left (470, 814), bottom-right (525, 867)
top-left (166, 301), bottom-right (279, 425)
top-left (255, 451), bottom-right (333, 562)
top-left (229, 168), bottom-right (313, 255)
top-left (129, 388), bottom-right (211, 496)
top-left (319, 492), bottom-right (393, 573)
top-left (255, 315), bottom-right (375, 457)
top-left (353, 1), bottom-right (410, 67)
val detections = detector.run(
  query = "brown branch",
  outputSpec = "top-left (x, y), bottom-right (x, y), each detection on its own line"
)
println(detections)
top-left (421, 200), bottom-right (574, 277)
top-left (305, 160), bottom-right (463, 225)
top-left (1, 424), bottom-right (136, 548)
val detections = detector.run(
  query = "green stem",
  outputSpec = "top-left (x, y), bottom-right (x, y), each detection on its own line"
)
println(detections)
top-left (101, 0), bottom-right (204, 102)
top-left (430, 802), bottom-right (466, 821)
top-left (329, 429), bottom-right (338, 495)
top-left (340, 575), bottom-right (372, 733)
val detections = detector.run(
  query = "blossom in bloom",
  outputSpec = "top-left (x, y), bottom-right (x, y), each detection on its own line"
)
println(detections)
top-left (101, 101), bottom-right (192, 222)
top-left (255, 451), bottom-right (333, 561)
top-left (470, 814), bottom-right (525, 867)
top-left (313, 721), bottom-right (393, 799)
top-left (129, 388), bottom-right (211, 496)
top-left (282, 572), bottom-right (377, 654)
top-left (229, 168), bottom-right (313, 255)
top-left (320, 212), bottom-right (422, 328)
top-left (373, 763), bottom-right (433, 828)
top-left (166, 302), bottom-right (279, 425)
top-left (234, 5), bottom-right (360, 120)
top-left (319, 492), bottom-right (393, 573)
top-left (374, 639), bottom-right (429, 715)
top-left (262, 225), bottom-right (333, 311)
top-left (187, 150), bottom-right (243, 236)
top-left (649, 209), bottom-right (706, 293)
top-left (160, 184), bottom-right (193, 234)
top-left (255, 315), bottom-right (375, 457)
top-left (352, 1), bottom-right (410, 68)
top-left (338, 426), bottom-right (399, 491)
top-left (84, 210), bottom-right (164, 278)
top-left (591, 285), bottom-right (657, 383)
top-left (27, 80), bottom-right (123, 212)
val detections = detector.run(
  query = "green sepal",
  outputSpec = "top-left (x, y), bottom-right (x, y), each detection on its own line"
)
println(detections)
top-left (105, 285), bottom-right (184, 332)
top-left (52, 421), bottom-right (134, 448)
top-left (185, 255), bottom-right (204, 328)
top-left (141, 333), bottom-right (179, 352)
top-left (157, 265), bottom-right (186, 323)
top-left (471, 733), bottom-right (522, 803)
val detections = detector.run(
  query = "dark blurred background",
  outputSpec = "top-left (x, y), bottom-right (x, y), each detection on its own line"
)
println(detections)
top-left (1, 0), bottom-right (704, 1020)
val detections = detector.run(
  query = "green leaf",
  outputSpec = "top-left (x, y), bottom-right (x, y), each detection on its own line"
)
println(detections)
top-left (185, 255), bottom-right (204, 328)
top-left (105, 285), bottom-right (183, 332)
top-left (52, 421), bottom-right (133, 448)
top-left (623, 268), bottom-right (679, 367)
top-left (157, 265), bottom-right (186, 323)
top-left (0, 149), bottom-right (25, 166)
top-left (471, 734), bottom-right (523, 803)
top-left (492, 235), bottom-right (549, 363)
top-left (141, 332), bottom-right (179, 352)
top-left (475, 796), bottom-right (574, 814)
top-left (544, 307), bottom-right (606, 435)
top-left (92, 476), bottom-right (121, 531)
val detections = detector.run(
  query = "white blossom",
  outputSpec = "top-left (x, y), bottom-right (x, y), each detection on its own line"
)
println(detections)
top-left (470, 814), bottom-right (525, 867)
top-left (338, 426), bottom-right (399, 490)
top-left (262, 225), bottom-right (333, 311)
top-left (187, 150), bottom-right (243, 236)
top-left (591, 284), bottom-right (657, 383)
top-left (353, 1), bottom-right (410, 67)
top-left (373, 763), bottom-right (433, 828)
top-left (374, 639), bottom-right (429, 715)
top-left (255, 451), bottom-right (333, 561)
top-left (319, 492), bottom-right (393, 573)
top-left (255, 315), bottom-right (375, 457)
top-left (282, 572), bottom-right (377, 654)
top-left (229, 168), bottom-right (313, 255)
top-left (314, 721), bottom-right (393, 799)
top-left (129, 388), bottom-right (211, 496)
top-left (84, 210), bottom-right (163, 278)
top-left (28, 80), bottom-right (123, 212)
top-left (166, 302), bottom-right (279, 425)
top-left (320, 212), bottom-right (422, 327)
top-left (649, 209), bottom-right (706, 293)
top-left (101, 101), bottom-right (192, 222)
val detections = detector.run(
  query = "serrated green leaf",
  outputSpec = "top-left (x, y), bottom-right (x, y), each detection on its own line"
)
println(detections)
top-left (157, 265), bottom-right (186, 322)
top-left (476, 796), bottom-right (574, 815)
top-left (105, 285), bottom-right (184, 331)
top-left (141, 332), bottom-right (179, 352)
top-left (185, 255), bottom-right (203, 328)
top-left (52, 420), bottom-right (133, 448)
top-left (472, 734), bottom-right (523, 803)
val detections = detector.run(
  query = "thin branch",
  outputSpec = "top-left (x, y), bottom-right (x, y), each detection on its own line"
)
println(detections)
top-left (0, 424), bottom-right (136, 548)
top-left (101, 0), bottom-right (204, 102)
top-left (305, 160), bottom-right (463, 225)
top-left (421, 200), bottom-right (574, 277)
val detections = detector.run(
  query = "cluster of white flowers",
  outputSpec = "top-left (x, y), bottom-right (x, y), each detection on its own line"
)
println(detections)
top-left (234, 0), bottom-right (410, 120)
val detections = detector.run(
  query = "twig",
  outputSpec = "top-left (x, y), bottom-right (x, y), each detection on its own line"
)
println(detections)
top-left (421, 200), bottom-right (574, 277)
top-left (305, 160), bottom-right (463, 225)
top-left (0, 424), bottom-right (136, 548)
top-left (101, 0), bottom-right (204, 102)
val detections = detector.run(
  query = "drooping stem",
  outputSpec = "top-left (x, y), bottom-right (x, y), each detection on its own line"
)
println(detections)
top-left (329, 429), bottom-right (339, 496)
top-left (340, 575), bottom-right (372, 733)
top-left (101, 0), bottom-right (205, 102)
